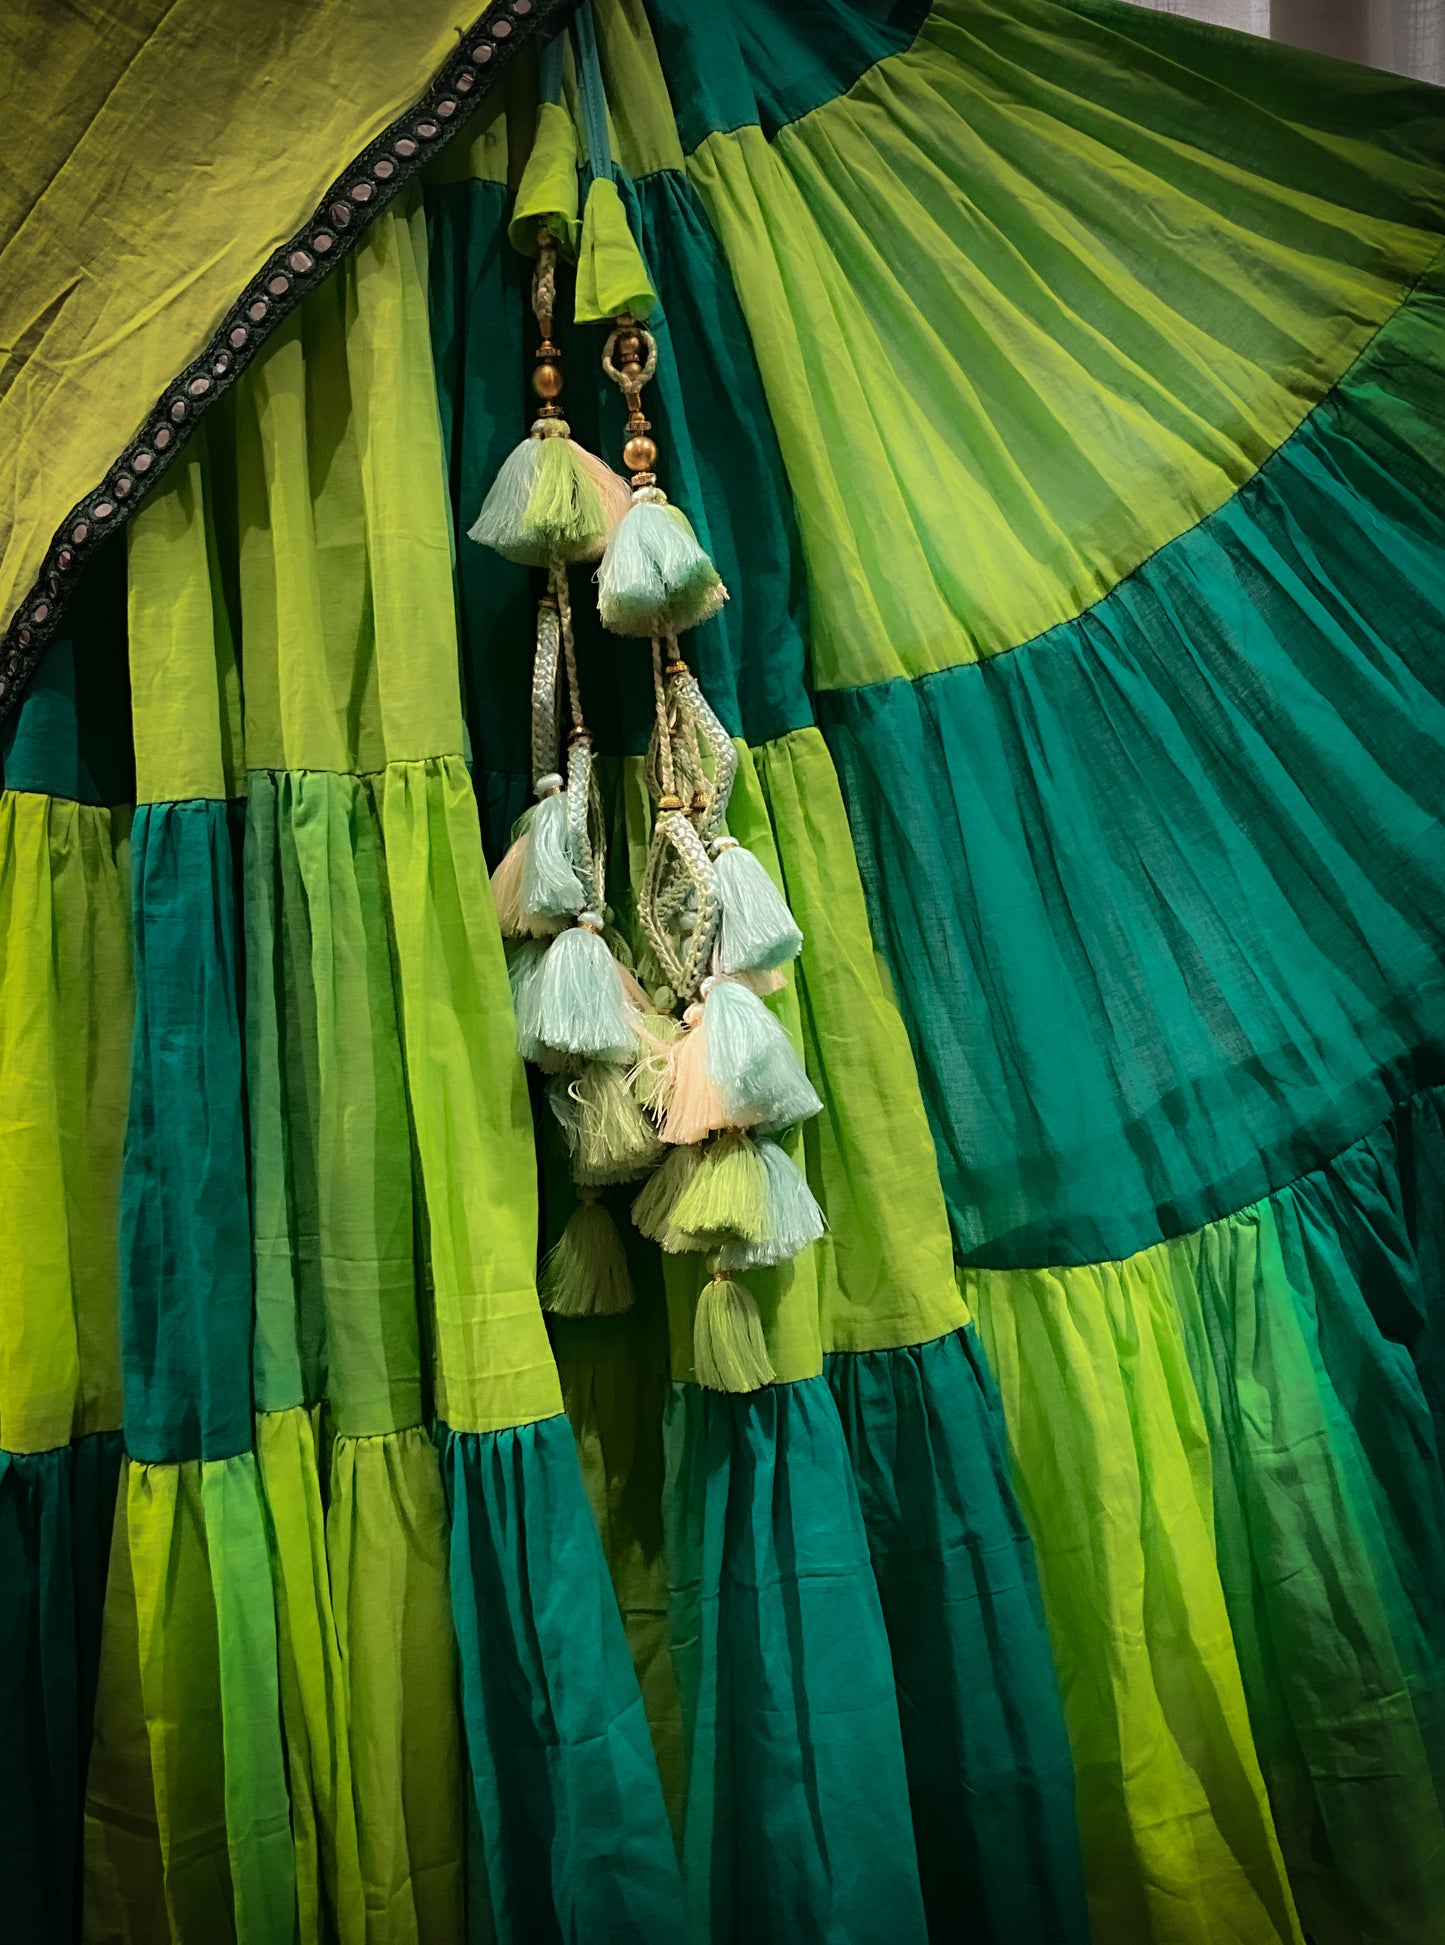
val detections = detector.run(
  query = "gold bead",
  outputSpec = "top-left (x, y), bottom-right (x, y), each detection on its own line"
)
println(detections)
top-left (532, 362), bottom-right (563, 400)
top-left (658, 793), bottom-right (684, 811)
top-left (623, 434), bottom-right (657, 473)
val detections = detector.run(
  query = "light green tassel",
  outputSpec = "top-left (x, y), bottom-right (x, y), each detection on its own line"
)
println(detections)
top-left (508, 940), bottom-right (550, 1062)
top-left (597, 493), bottom-right (727, 637)
top-left (694, 1273), bottom-right (775, 1393)
top-left (703, 977), bottom-right (822, 1130)
top-left (540, 1196), bottom-right (635, 1317)
top-left (549, 1061), bottom-right (663, 1185)
top-left (667, 1130), bottom-right (769, 1245)
top-left (520, 779), bottom-right (585, 920)
top-left (631, 1142), bottom-right (705, 1252)
top-left (721, 1139), bottom-right (825, 1270)
top-left (630, 1010), bottom-right (684, 1114)
top-left (524, 432), bottom-right (630, 563)
top-left (712, 839), bottom-right (803, 974)
top-left (537, 917), bottom-right (638, 1060)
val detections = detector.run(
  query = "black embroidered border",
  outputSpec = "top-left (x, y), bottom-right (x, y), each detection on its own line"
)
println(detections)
top-left (0, 0), bottom-right (574, 726)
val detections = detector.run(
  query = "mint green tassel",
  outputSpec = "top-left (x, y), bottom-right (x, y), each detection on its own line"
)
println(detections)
top-left (721, 1139), bottom-right (825, 1270)
top-left (520, 778), bottom-right (584, 920)
top-left (508, 941), bottom-right (549, 1062)
top-left (597, 493), bottom-right (727, 637)
top-left (537, 917), bottom-right (638, 1060)
top-left (667, 1130), bottom-right (769, 1245)
top-left (540, 1196), bottom-right (636, 1317)
top-left (712, 839), bottom-right (803, 974)
top-left (549, 1062), bottom-right (663, 1185)
top-left (525, 433), bottom-right (608, 561)
top-left (703, 977), bottom-right (822, 1130)
top-left (468, 436), bottom-right (547, 564)
top-left (694, 1273), bottom-right (775, 1393)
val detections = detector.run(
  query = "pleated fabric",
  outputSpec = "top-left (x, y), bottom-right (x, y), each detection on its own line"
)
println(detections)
top-left (970, 1091), bottom-right (1445, 1945)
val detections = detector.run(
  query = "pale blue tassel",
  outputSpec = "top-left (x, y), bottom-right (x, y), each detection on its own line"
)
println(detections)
top-left (520, 777), bottom-right (585, 920)
top-left (703, 977), bottom-right (821, 1129)
top-left (508, 940), bottom-right (549, 1062)
top-left (712, 839), bottom-right (802, 974)
top-left (537, 916), bottom-right (639, 1060)
top-left (468, 436), bottom-right (546, 564)
top-left (720, 1139), bottom-right (825, 1270)
top-left (597, 493), bottom-right (727, 637)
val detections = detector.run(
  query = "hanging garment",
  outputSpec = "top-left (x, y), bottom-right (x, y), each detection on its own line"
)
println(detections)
top-left (1, 4), bottom-right (1442, 1944)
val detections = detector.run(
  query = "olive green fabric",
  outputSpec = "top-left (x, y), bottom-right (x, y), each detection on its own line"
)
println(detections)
top-left (685, 0), bottom-right (1445, 684)
top-left (0, 790), bottom-right (130, 1454)
top-left (0, 0), bottom-right (517, 639)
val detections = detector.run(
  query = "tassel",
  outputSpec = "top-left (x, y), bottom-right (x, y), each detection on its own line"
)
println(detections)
top-left (508, 940), bottom-right (550, 1061)
top-left (536, 915), bottom-right (639, 1060)
top-left (469, 423), bottom-right (627, 567)
top-left (631, 1142), bottom-right (703, 1247)
top-left (667, 1130), bottom-right (770, 1245)
top-left (519, 778), bottom-right (585, 920)
top-left (693, 1271), bottom-right (775, 1393)
top-left (721, 1139), bottom-right (826, 1270)
top-left (630, 1010), bottom-right (683, 1115)
top-left (549, 1062), bottom-right (663, 1185)
top-left (491, 807), bottom-right (563, 939)
top-left (526, 429), bottom-right (631, 563)
top-left (712, 839), bottom-right (802, 974)
top-left (660, 1004), bottom-right (731, 1144)
top-left (539, 1195), bottom-right (636, 1317)
top-left (703, 977), bottom-right (822, 1130)
top-left (597, 490), bottom-right (727, 637)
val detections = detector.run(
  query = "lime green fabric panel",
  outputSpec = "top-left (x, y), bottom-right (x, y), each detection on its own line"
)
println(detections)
top-left (381, 756), bottom-right (560, 1432)
top-left (82, 1483), bottom-right (168, 1942)
top-left (329, 1428), bottom-right (465, 1944)
top-left (0, 793), bottom-right (130, 1453)
top-left (235, 202), bottom-right (463, 774)
top-left (200, 1459), bottom-right (298, 1945)
top-left (686, 0), bottom-right (1445, 685)
top-left (0, 0), bottom-right (497, 639)
top-left (970, 1258), bottom-right (1303, 1945)
top-left (125, 447), bottom-right (243, 803)
top-left (246, 770), bottom-right (423, 1434)
top-left (508, 101), bottom-right (582, 255)
top-left (254, 1408), bottom-right (366, 1945)
top-left (750, 730), bottom-right (966, 1352)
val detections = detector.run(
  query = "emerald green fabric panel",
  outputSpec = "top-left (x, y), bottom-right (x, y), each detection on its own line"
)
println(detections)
top-left (970, 1091), bottom-right (1445, 1945)
top-left (424, 165), bottom-right (812, 793)
top-left (245, 770), bottom-right (423, 1434)
top-left (663, 1375), bottom-right (927, 1942)
top-left (969, 1262), bottom-right (1303, 1945)
top-left (0, 540), bottom-right (131, 807)
top-left (0, 1431), bottom-right (123, 1945)
top-left (686, 0), bottom-right (1445, 686)
top-left (438, 1416), bottom-right (685, 1943)
top-left (823, 262), bottom-right (1445, 1268)
top-left (0, 790), bottom-right (130, 1454)
top-left (644, 0), bottom-right (927, 151)
top-left (120, 801), bottom-right (253, 1463)
top-left (827, 1332), bottom-right (1087, 1942)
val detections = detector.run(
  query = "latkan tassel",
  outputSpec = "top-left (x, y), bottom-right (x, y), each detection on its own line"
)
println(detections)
top-left (536, 915), bottom-right (639, 1061)
top-left (508, 940), bottom-right (550, 1062)
top-left (712, 838), bottom-right (802, 975)
top-left (630, 1010), bottom-right (684, 1115)
top-left (694, 1271), bottom-right (775, 1393)
top-left (550, 1061), bottom-right (664, 1185)
top-left (660, 1004), bottom-right (731, 1145)
top-left (540, 1195), bottom-right (636, 1317)
top-left (519, 777), bottom-right (585, 921)
top-left (468, 422), bottom-right (628, 567)
top-left (491, 807), bottom-right (562, 939)
top-left (721, 1139), bottom-right (826, 1270)
top-left (597, 489), bottom-right (727, 637)
top-left (667, 1129), bottom-right (770, 1245)
top-left (526, 427), bottom-right (631, 563)
top-left (703, 977), bottom-right (822, 1131)
top-left (631, 1142), bottom-right (703, 1247)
